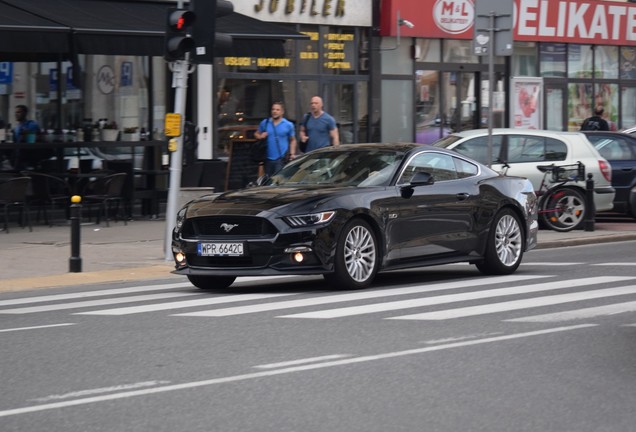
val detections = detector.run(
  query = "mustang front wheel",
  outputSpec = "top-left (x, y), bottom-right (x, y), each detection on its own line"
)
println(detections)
top-left (476, 209), bottom-right (524, 275)
top-left (324, 218), bottom-right (379, 289)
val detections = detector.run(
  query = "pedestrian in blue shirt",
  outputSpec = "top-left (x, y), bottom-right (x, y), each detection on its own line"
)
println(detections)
top-left (299, 96), bottom-right (339, 152)
top-left (13, 105), bottom-right (40, 143)
top-left (254, 102), bottom-right (297, 176)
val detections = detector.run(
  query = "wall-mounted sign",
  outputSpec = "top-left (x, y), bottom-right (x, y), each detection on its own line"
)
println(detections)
top-left (120, 61), bottom-right (133, 87)
top-left (0, 62), bottom-right (13, 84)
top-left (97, 65), bottom-right (115, 95)
top-left (165, 113), bottom-right (182, 137)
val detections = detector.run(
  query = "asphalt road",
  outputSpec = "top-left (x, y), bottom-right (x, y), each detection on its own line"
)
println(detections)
top-left (1, 240), bottom-right (636, 431)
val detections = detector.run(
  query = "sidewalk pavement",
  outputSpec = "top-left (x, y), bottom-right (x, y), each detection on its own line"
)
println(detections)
top-left (1, 217), bottom-right (636, 292)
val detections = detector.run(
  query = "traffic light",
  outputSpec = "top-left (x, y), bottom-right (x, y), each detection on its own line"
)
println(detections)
top-left (191, 0), bottom-right (234, 64)
top-left (164, 8), bottom-right (196, 61)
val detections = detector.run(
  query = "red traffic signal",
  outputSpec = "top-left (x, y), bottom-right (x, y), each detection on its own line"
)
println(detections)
top-left (165, 8), bottom-right (196, 61)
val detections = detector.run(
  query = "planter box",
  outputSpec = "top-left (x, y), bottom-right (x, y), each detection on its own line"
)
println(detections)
top-left (101, 129), bottom-right (119, 141)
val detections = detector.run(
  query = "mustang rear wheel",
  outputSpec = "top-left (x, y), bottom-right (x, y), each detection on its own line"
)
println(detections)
top-left (187, 275), bottom-right (236, 290)
top-left (476, 209), bottom-right (524, 275)
top-left (324, 218), bottom-right (379, 289)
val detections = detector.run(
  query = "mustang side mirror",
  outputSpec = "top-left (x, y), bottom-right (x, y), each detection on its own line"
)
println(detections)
top-left (400, 171), bottom-right (434, 198)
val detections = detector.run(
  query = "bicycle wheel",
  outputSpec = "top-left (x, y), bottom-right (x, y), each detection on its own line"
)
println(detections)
top-left (539, 187), bottom-right (586, 232)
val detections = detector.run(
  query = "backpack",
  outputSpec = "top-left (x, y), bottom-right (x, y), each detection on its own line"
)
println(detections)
top-left (299, 112), bottom-right (311, 153)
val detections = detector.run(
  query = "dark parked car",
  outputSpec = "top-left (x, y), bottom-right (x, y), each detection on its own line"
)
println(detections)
top-left (582, 131), bottom-right (636, 218)
top-left (171, 143), bottom-right (538, 290)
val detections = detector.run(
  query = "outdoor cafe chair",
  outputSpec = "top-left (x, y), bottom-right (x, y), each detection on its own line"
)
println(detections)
top-left (82, 172), bottom-right (128, 227)
top-left (21, 171), bottom-right (72, 226)
top-left (0, 176), bottom-right (33, 233)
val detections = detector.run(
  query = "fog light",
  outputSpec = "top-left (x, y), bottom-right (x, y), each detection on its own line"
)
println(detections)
top-left (175, 252), bottom-right (186, 264)
top-left (293, 252), bottom-right (304, 263)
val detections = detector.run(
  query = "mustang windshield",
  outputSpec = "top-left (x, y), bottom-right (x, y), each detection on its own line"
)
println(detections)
top-left (265, 149), bottom-right (402, 187)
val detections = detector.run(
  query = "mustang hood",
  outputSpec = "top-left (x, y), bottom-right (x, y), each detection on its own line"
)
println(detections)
top-left (185, 185), bottom-right (368, 217)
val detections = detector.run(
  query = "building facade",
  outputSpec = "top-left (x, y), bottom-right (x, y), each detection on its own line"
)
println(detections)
top-left (379, 0), bottom-right (636, 144)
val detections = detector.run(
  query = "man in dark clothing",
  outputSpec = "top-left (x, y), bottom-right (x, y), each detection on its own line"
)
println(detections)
top-left (580, 107), bottom-right (610, 131)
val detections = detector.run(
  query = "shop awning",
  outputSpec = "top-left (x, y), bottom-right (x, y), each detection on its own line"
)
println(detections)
top-left (0, 0), bottom-right (306, 59)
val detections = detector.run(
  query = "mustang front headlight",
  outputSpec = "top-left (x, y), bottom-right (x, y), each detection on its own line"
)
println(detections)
top-left (284, 211), bottom-right (336, 227)
top-left (175, 207), bottom-right (187, 231)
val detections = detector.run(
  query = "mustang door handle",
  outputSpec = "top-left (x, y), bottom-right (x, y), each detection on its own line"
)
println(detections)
top-left (456, 193), bottom-right (470, 201)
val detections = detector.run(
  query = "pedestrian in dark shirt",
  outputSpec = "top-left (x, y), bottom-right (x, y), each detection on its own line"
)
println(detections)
top-left (580, 107), bottom-right (609, 131)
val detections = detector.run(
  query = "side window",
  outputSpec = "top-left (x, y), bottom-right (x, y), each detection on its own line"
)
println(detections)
top-left (399, 152), bottom-right (458, 183)
top-left (454, 157), bottom-right (479, 178)
top-left (507, 136), bottom-right (546, 162)
top-left (453, 136), bottom-right (502, 164)
top-left (544, 138), bottom-right (567, 161)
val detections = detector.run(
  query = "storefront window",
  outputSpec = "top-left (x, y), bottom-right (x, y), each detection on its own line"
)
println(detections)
top-left (321, 27), bottom-right (356, 75)
top-left (596, 83), bottom-right (618, 130)
top-left (216, 79), bottom-right (295, 156)
top-left (594, 46), bottom-right (619, 79)
top-left (540, 43), bottom-right (566, 77)
top-left (298, 25), bottom-right (319, 75)
top-left (442, 40), bottom-right (478, 64)
top-left (415, 40), bottom-right (441, 63)
top-left (568, 44), bottom-right (593, 78)
top-left (215, 39), bottom-right (296, 74)
top-left (620, 47), bottom-right (636, 79)
top-left (512, 42), bottom-right (537, 76)
top-left (568, 83), bottom-right (592, 130)
top-left (621, 86), bottom-right (636, 128)
top-left (415, 70), bottom-right (445, 144)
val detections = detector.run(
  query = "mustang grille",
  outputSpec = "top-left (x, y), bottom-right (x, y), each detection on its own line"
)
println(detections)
top-left (182, 216), bottom-right (277, 237)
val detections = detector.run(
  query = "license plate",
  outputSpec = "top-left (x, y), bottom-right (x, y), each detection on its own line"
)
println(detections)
top-left (197, 242), bottom-right (244, 256)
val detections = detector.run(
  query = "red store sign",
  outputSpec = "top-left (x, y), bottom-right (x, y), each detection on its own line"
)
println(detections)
top-left (381, 0), bottom-right (636, 46)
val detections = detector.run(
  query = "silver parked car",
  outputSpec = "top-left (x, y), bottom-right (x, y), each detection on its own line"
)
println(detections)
top-left (433, 129), bottom-right (615, 229)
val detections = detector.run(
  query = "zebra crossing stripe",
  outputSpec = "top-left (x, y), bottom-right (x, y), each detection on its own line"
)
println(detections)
top-left (0, 292), bottom-right (200, 314)
top-left (0, 282), bottom-right (192, 307)
top-left (505, 300), bottom-right (636, 323)
top-left (388, 285), bottom-right (636, 321)
top-left (278, 276), bottom-right (636, 319)
top-left (74, 293), bottom-right (299, 315)
top-left (172, 275), bottom-right (548, 317)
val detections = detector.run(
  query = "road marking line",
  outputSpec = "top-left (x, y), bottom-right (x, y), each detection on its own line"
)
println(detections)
top-left (593, 263), bottom-right (636, 266)
top-left (75, 293), bottom-right (299, 315)
top-left (30, 381), bottom-right (171, 403)
top-left (0, 282), bottom-right (193, 306)
top-left (0, 292), bottom-right (200, 314)
top-left (0, 323), bottom-right (76, 333)
top-left (0, 276), bottom-right (298, 307)
top-left (389, 285), bottom-right (636, 321)
top-left (0, 324), bottom-right (596, 419)
top-left (253, 354), bottom-right (352, 369)
top-left (521, 262), bottom-right (584, 266)
top-left (172, 275), bottom-right (549, 317)
top-left (279, 276), bottom-right (635, 319)
top-left (506, 301), bottom-right (636, 322)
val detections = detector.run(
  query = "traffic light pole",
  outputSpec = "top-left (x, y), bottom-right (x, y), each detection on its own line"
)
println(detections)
top-left (164, 56), bottom-right (193, 261)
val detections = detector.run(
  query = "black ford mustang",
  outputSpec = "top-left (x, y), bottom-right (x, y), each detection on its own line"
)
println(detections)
top-left (172, 143), bottom-right (538, 290)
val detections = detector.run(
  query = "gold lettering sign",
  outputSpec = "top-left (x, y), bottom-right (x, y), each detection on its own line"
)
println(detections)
top-left (256, 58), bottom-right (291, 67)
top-left (224, 57), bottom-right (252, 66)
top-left (253, 0), bottom-right (345, 17)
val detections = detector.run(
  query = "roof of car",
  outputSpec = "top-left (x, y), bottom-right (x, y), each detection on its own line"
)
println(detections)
top-left (448, 128), bottom-right (586, 138)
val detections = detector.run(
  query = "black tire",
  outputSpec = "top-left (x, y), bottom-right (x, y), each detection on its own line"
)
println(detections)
top-left (539, 187), bottom-right (586, 232)
top-left (323, 218), bottom-right (380, 290)
top-left (187, 275), bottom-right (236, 290)
top-left (476, 208), bottom-right (524, 275)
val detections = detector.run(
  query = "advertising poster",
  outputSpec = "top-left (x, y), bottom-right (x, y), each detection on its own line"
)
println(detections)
top-left (511, 77), bottom-right (543, 130)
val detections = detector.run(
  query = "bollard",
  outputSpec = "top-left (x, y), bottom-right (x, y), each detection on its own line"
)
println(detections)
top-left (69, 195), bottom-right (82, 272)
top-left (584, 173), bottom-right (595, 232)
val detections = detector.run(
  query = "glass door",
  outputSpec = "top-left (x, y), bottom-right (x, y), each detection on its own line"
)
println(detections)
top-left (442, 72), bottom-right (479, 133)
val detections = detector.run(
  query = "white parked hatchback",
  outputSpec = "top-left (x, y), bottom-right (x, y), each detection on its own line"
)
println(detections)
top-left (433, 129), bottom-right (615, 226)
